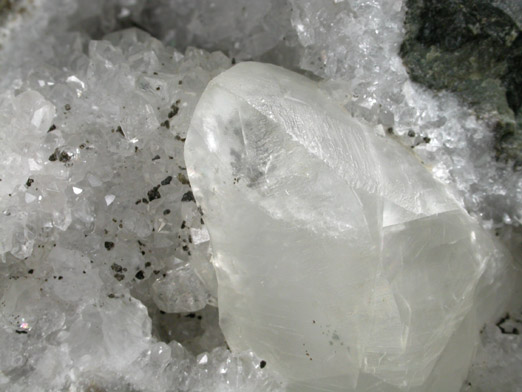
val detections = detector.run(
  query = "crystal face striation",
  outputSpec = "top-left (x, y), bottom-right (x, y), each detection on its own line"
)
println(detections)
top-left (185, 62), bottom-right (505, 391)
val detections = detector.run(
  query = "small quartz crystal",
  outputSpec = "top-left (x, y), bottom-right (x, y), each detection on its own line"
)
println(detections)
top-left (152, 261), bottom-right (209, 313)
top-left (185, 62), bottom-right (510, 391)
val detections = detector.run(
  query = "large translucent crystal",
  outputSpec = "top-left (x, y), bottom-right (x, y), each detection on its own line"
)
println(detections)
top-left (185, 62), bottom-right (505, 391)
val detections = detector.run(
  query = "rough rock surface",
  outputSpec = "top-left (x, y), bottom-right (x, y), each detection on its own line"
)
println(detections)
top-left (401, 0), bottom-right (522, 167)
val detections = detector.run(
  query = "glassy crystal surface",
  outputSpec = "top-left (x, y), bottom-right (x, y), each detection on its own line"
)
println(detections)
top-left (185, 62), bottom-right (509, 391)
top-left (0, 0), bottom-right (520, 390)
top-left (152, 260), bottom-right (209, 313)
top-left (0, 26), bottom-right (284, 392)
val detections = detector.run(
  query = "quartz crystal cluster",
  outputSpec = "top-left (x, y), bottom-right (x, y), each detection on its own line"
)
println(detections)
top-left (185, 62), bottom-right (513, 392)
top-left (0, 6), bottom-right (283, 391)
top-left (0, 0), bottom-right (520, 391)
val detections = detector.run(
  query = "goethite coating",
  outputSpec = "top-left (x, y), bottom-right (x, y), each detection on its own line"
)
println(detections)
top-left (185, 62), bottom-right (509, 391)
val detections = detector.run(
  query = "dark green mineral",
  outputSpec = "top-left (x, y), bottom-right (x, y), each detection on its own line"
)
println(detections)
top-left (401, 0), bottom-right (522, 168)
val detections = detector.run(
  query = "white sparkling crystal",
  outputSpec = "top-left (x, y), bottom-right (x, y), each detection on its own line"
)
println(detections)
top-left (190, 227), bottom-right (211, 245)
top-left (152, 261), bottom-right (209, 313)
top-left (105, 194), bottom-right (116, 206)
top-left (0, 20), bottom-right (285, 391)
top-left (463, 315), bottom-right (522, 392)
top-left (185, 62), bottom-right (511, 391)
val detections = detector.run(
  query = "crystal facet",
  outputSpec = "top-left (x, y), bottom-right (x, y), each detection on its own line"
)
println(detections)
top-left (185, 62), bottom-right (505, 391)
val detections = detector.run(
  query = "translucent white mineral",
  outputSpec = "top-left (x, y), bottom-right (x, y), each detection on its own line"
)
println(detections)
top-left (152, 260), bottom-right (209, 313)
top-left (0, 23), bottom-right (283, 392)
top-left (185, 62), bottom-right (511, 391)
top-left (0, 0), bottom-right (520, 391)
top-left (463, 315), bottom-right (522, 392)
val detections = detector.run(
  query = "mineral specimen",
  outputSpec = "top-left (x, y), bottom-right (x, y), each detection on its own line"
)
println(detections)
top-left (286, 0), bottom-right (522, 233)
top-left (185, 62), bottom-right (510, 391)
top-left (0, 25), bottom-right (284, 392)
top-left (464, 313), bottom-right (522, 392)
top-left (0, 0), bottom-right (520, 391)
top-left (401, 0), bottom-right (522, 167)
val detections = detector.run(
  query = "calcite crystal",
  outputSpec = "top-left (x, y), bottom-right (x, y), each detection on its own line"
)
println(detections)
top-left (185, 62), bottom-right (506, 391)
top-left (1, 1), bottom-right (520, 390)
